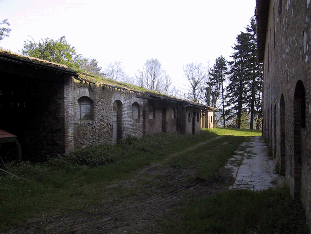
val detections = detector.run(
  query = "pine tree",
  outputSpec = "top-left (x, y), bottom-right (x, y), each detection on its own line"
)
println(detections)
top-left (226, 17), bottom-right (263, 129)
top-left (227, 32), bottom-right (251, 128)
top-left (208, 56), bottom-right (228, 127)
top-left (245, 17), bottom-right (263, 129)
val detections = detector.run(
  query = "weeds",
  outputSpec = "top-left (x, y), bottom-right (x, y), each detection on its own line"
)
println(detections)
top-left (0, 129), bottom-right (308, 233)
top-left (0, 131), bottom-right (217, 230)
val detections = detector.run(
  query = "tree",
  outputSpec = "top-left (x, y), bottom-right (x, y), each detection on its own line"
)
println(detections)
top-left (21, 36), bottom-right (84, 70)
top-left (226, 17), bottom-right (263, 129)
top-left (245, 17), bottom-right (263, 129)
top-left (0, 19), bottom-right (11, 41)
top-left (183, 63), bottom-right (207, 103)
top-left (104, 61), bottom-right (126, 81)
top-left (208, 56), bottom-right (228, 127)
top-left (137, 58), bottom-right (172, 94)
top-left (81, 58), bottom-right (103, 76)
top-left (226, 32), bottom-right (251, 128)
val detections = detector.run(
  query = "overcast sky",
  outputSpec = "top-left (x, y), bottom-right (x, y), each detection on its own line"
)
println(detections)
top-left (0, 0), bottom-right (256, 91)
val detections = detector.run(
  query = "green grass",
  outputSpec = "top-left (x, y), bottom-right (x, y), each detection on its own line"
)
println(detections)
top-left (159, 188), bottom-right (308, 234)
top-left (167, 135), bottom-right (245, 180)
top-left (207, 127), bottom-right (262, 136)
top-left (0, 131), bottom-right (217, 230)
top-left (0, 129), bottom-right (308, 233)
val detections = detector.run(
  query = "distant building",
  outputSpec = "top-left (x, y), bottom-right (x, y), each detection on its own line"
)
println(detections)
top-left (0, 49), bottom-right (214, 161)
top-left (257, 0), bottom-right (311, 228)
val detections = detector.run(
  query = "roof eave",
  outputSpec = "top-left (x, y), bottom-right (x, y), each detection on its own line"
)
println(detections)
top-left (256, 0), bottom-right (270, 63)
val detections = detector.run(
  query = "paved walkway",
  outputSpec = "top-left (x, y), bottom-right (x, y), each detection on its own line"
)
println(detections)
top-left (225, 136), bottom-right (285, 191)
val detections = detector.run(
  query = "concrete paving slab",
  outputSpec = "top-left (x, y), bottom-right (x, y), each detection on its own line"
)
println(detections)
top-left (225, 136), bottom-right (285, 191)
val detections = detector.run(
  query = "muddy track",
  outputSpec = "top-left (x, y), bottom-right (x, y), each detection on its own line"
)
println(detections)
top-left (6, 137), bottom-right (234, 234)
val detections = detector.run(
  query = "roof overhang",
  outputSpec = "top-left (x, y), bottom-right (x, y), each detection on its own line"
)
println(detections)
top-left (256, 0), bottom-right (270, 62)
top-left (0, 49), bottom-right (78, 77)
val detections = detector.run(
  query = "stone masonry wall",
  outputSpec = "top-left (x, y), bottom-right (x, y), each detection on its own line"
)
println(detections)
top-left (65, 80), bottom-right (146, 150)
top-left (262, 0), bottom-right (311, 227)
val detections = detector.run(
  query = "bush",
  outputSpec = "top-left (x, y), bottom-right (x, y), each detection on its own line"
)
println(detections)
top-left (64, 144), bottom-right (124, 167)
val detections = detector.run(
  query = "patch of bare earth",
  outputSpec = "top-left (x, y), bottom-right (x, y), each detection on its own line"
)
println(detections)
top-left (6, 139), bottom-right (234, 234)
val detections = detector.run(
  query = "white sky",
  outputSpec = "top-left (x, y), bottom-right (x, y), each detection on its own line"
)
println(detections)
top-left (0, 0), bottom-right (256, 92)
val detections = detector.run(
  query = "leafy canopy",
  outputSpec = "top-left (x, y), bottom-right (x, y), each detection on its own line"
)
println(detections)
top-left (21, 36), bottom-right (84, 70)
top-left (0, 19), bottom-right (11, 42)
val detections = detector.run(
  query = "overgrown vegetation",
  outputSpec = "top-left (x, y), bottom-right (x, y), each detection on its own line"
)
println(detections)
top-left (0, 129), bottom-right (308, 233)
top-left (0, 131), bottom-right (216, 230)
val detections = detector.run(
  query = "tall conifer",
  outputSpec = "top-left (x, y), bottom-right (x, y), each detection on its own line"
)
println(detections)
top-left (208, 56), bottom-right (228, 127)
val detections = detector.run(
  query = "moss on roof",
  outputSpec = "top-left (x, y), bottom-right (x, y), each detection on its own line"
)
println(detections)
top-left (77, 72), bottom-right (210, 109)
top-left (0, 49), bottom-right (211, 110)
top-left (78, 72), bottom-right (162, 93)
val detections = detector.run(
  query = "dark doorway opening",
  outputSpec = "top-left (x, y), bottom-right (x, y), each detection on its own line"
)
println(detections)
top-left (293, 80), bottom-right (305, 198)
top-left (280, 94), bottom-right (286, 175)
top-left (113, 100), bottom-right (123, 144)
top-left (162, 108), bottom-right (167, 133)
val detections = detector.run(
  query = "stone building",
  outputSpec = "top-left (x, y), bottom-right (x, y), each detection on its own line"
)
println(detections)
top-left (0, 49), bottom-right (213, 161)
top-left (257, 0), bottom-right (311, 227)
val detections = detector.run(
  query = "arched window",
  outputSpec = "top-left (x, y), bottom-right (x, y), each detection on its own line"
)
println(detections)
top-left (132, 102), bottom-right (140, 120)
top-left (188, 112), bottom-right (191, 122)
top-left (78, 96), bottom-right (94, 120)
top-left (171, 108), bottom-right (177, 119)
top-left (149, 105), bottom-right (155, 119)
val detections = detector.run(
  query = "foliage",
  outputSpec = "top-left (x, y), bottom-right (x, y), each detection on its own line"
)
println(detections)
top-left (20, 36), bottom-right (103, 75)
top-left (79, 58), bottom-right (103, 76)
top-left (21, 36), bottom-right (80, 69)
top-left (136, 58), bottom-right (172, 94)
top-left (0, 19), bottom-right (11, 42)
top-left (208, 56), bottom-right (228, 126)
top-left (226, 17), bottom-right (263, 129)
top-left (183, 62), bottom-right (208, 103)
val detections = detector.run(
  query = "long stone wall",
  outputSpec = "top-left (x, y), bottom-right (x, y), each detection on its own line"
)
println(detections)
top-left (65, 79), bottom-right (206, 152)
top-left (262, 0), bottom-right (311, 227)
